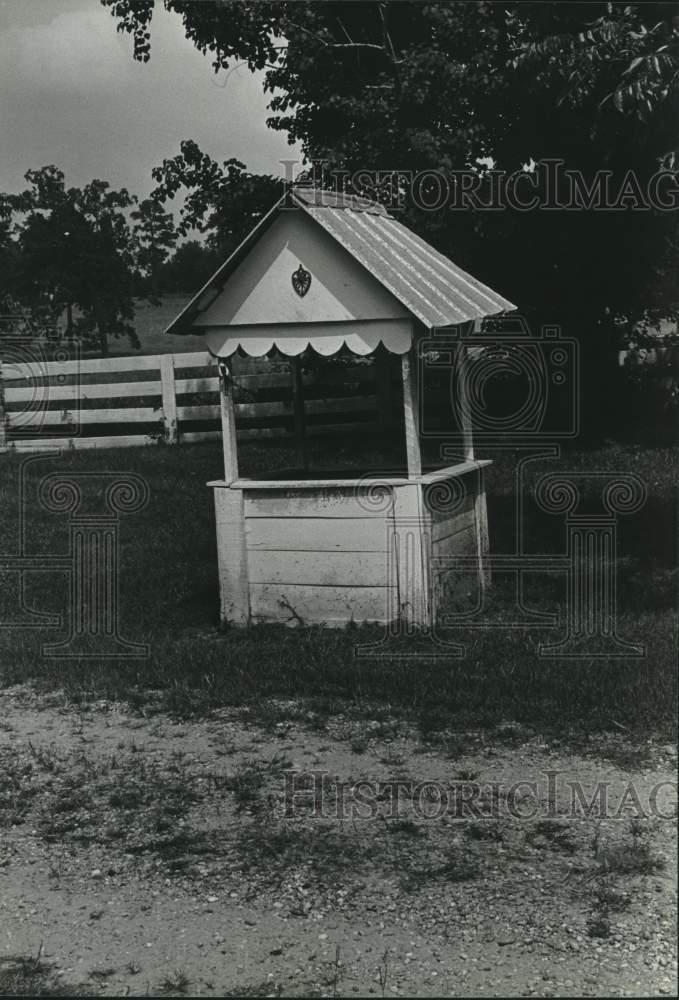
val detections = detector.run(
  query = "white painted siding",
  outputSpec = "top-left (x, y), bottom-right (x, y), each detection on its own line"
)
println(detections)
top-left (194, 210), bottom-right (409, 328)
top-left (241, 484), bottom-right (396, 624)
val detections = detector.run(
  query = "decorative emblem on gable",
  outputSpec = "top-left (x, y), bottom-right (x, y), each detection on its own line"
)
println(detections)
top-left (292, 263), bottom-right (311, 298)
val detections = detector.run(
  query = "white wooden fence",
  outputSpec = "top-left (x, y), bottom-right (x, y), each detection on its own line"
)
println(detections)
top-left (0, 349), bottom-right (392, 452)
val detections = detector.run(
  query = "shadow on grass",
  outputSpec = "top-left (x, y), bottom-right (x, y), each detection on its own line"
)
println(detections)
top-left (0, 442), bottom-right (676, 738)
top-left (0, 607), bottom-right (675, 739)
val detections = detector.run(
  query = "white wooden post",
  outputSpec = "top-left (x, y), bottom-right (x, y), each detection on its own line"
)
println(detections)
top-left (160, 354), bottom-right (178, 444)
top-left (392, 482), bottom-right (431, 629)
top-left (215, 357), bottom-right (248, 624)
top-left (456, 334), bottom-right (490, 590)
top-left (474, 468), bottom-right (491, 591)
top-left (214, 486), bottom-right (249, 625)
top-left (219, 360), bottom-right (239, 483)
top-left (401, 346), bottom-right (422, 479)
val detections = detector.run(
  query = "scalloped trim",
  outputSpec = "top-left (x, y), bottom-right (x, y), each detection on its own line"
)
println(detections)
top-left (206, 328), bottom-right (412, 359)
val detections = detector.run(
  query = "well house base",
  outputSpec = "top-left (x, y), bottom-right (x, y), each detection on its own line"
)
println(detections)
top-left (210, 461), bottom-right (491, 629)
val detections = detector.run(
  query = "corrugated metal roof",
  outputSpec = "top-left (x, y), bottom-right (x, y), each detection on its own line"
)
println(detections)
top-left (293, 189), bottom-right (515, 327)
top-left (292, 186), bottom-right (390, 216)
top-left (165, 187), bottom-right (515, 337)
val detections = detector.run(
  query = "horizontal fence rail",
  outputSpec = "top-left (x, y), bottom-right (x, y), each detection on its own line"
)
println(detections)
top-left (0, 348), bottom-right (398, 452)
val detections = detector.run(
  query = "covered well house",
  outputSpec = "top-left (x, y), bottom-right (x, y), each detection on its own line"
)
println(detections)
top-left (166, 187), bottom-right (515, 628)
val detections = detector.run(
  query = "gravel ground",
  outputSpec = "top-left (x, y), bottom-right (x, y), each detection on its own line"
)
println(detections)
top-left (0, 685), bottom-right (676, 997)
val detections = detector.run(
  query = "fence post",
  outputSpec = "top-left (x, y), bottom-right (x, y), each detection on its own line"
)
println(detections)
top-left (160, 354), bottom-right (178, 444)
top-left (0, 361), bottom-right (7, 451)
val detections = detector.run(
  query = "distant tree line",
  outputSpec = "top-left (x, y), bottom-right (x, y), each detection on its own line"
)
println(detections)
top-left (0, 161), bottom-right (269, 355)
top-left (100, 0), bottom-right (679, 439)
top-left (3, 0), bottom-right (678, 393)
top-left (101, 1), bottom-right (679, 331)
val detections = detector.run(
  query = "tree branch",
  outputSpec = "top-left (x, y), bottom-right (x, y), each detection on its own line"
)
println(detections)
top-left (285, 17), bottom-right (403, 63)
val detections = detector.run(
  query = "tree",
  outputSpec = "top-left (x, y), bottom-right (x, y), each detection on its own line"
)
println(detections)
top-left (103, 1), bottom-right (679, 442)
top-left (513, 2), bottom-right (679, 145)
top-left (158, 240), bottom-right (221, 293)
top-left (1, 166), bottom-right (139, 355)
top-left (131, 197), bottom-right (177, 297)
top-left (102, 2), bottom-right (678, 158)
top-left (102, 2), bottom-right (678, 328)
top-left (150, 141), bottom-right (282, 257)
top-left (0, 197), bottom-right (21, 310)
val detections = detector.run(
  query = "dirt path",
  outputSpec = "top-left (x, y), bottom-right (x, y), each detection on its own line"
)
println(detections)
top-left (0, 686), bottom-right (676, 997)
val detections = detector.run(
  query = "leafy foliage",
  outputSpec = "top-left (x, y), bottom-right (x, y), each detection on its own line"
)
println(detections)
top-left (100, 1), bottom-right (678, 341)
top-left (1, 166), bottom-right (139, 354)
top-left (150, 140), bottom-right (281, 257)
top-left (157, 240), bottom-right (221, 293)
top-left (131, 197), bottom-right (177, 296)
top-left (513, 3), bottom-right (679, 142)
top-left (101, 2), bottom-right (678, 161)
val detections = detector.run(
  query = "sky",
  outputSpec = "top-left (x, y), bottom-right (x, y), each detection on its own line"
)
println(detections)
top-left (0, 0), bottom-right (301, 202)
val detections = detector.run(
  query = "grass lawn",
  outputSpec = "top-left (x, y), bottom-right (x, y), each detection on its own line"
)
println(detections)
top-left (0, 438), bottom-right (676, 737)
top-left (46, 294), bottom-right (204, 359)
top-left (121, 294), bottom-right (205, 357)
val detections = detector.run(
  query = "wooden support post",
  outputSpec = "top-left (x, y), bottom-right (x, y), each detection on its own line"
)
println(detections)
top-left (214, 486), bottom-right (249, 625)
top-left (392, 482), bottom-right (431, 629)
top-left (455, 344), bottom-right (474, 462)
top-left (160, 354), bottom-right (178, 444)
top-left (375, 347), bottom-right (393, 433)
top-left (474, 466), bottom-right (491, 592)
top-left (456, 337), bottom-right (489, 590)
top-left (219, 360), bottom-right (239, 483)
top-left (401, 347), bottom-right (422, 478)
